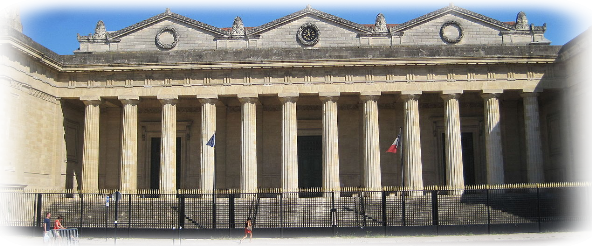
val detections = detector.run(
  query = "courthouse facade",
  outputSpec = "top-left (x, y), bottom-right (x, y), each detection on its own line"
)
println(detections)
top-left (0, 5), bottom-right (574, 194)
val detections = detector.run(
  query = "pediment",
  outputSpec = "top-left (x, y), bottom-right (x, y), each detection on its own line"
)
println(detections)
top-left (247, 6), bottom-right (372, 36)
top-left (391, 5), bottom-right (514, 34)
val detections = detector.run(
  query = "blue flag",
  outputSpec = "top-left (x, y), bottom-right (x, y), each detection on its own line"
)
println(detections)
top-left (206, 133), bottom-right (215, 147)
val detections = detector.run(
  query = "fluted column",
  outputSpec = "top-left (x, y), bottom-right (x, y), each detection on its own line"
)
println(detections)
top-left (361, 92), bottom-right (382, 193)
top-left (158, 95), bottom-right (178, 193)
top-left (238, 94), bottom-right (258, 193)
top-left (320, 92), bottom-right (341, 194)
top-left (81, 96), bottom-right (101, 192)
top-left (119, 96), bottom-right (139, 193)
top-left (198, 96), bottom-right (217, 193)
top-left (279, 93), bottom-right (299, 194)
top-left (441, 92), bottom-right (464, 192)
top-left (482, 92), bottom-right (504, 185)
top-left (522, 92), bottom-right (544, 183)
top-left (401, 93), bottom-right (424, 193)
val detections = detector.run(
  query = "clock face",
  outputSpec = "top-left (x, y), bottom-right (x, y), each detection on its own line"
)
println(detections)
top-left (301, 27), bottom-right (318, 42)
top-left (297, 23), bottom-right (320, 46)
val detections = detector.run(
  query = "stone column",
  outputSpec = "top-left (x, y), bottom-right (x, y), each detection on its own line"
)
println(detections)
top-left (521, 92), bottom-right (544, 183)
top-left (198, 95), bottom-right (217, 193)
top-left (119, 96), bottom-right (139, 193)
top-left (320, 92), bottom-right (340, 194)
top-left (81, 96), bottom-right (101, 192)
top-left (401, 92), bottom-right (424, 193)
top-left (482, 92), bottom-right (504, 185)
top-left (441, 92), bottom-right (465, 192)
top-left (279, 93), bottom-right (299, 194)
top-left (361, 92), bottom-right (382, 193)
top-left (238, 94), bottom-right (258, 193)
top-left (158, 95), bottom-right (178, 193)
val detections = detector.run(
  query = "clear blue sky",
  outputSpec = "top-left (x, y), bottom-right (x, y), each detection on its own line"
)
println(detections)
top-left (13, 0), bottom-right (592, 55)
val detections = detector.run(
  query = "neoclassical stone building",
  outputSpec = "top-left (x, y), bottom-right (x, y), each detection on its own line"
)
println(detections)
top-left (1, 5), bottom-right (574, 194)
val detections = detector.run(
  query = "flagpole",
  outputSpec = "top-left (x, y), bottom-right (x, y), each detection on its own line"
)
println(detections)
top-left (398, 127), bottom-right (404, 193)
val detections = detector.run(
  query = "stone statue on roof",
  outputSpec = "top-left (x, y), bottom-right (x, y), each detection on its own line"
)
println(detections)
top-left (515, 11), bottom-right (528, 30)
top-left (374, 13), bottom-right (387, 33)
top-left (0, 0), bottom-right (23, 32)
top-left (231, 16), bottom-right (245, 36)
top-left (93, 20), bottom-right (107, 39)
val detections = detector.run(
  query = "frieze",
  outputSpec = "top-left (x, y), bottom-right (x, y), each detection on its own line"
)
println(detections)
top-left (8, 78), bottom-right (59, 104)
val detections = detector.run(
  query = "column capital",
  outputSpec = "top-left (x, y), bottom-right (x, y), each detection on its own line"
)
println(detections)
top-left (441, 93), bottom-right (461, 101)
top-left (80, 96), bottom-right (101, 105)
top-left (238, 94), bottom-right (259, 104)
top-left (198, 97), bottom-right (218, 105)
top-left (400, 93), bottom-right (420, 101)
top-left (319, 92), bottom-right (340, 102)
top-left (157, 95), bottom-right (178, 105)
top-left (118, 95), bottom-right (140, 105)
top-left (520, 92), bottom-right (539, 98)
top-left (481, 93), bottom-right (500, 100)
top-left (360, 91), bottom-right (380, 101)
top-left (278, 93), bottom-right (299, 103)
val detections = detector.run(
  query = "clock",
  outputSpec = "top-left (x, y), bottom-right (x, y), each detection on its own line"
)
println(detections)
top-left (297, 23), bottom-right (320, 46)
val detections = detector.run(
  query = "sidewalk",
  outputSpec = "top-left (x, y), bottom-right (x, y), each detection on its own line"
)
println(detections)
top-left (5, 232), bottom-right (589, 246)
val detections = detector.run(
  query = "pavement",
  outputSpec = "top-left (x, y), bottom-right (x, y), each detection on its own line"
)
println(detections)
top-left (4, 232), bottom-right (590, 246)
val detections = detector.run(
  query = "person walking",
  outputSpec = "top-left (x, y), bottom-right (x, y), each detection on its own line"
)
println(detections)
top-left (240, 218), bottom-right (253, 243)
top-left (43, 212), bottom-right (51, 243)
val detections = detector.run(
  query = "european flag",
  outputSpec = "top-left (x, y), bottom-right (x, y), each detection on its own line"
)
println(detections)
top-left (206, 133), bottom-right (215, 147)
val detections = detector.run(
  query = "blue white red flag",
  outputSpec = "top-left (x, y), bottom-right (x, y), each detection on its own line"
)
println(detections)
top-left (387, 133), bottom-right (401, 153)
top-left (206, 133), bottom-right (215, 147)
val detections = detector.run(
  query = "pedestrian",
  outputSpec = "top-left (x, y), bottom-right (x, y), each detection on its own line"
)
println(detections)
top-left (240, 218), bottom-right (253, 243)
top-left (43, 212), bottom-right (51, 243)
top-left (54, 216), bottom-right (66, 229)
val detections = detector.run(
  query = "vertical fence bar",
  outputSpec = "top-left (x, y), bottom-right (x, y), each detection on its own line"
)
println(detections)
top-left (35, 193), bottom-right (42, 228)
top-left (280, 193), bottom-right (284, 238)
top-left (431, 190), bottom-right (438, 227)
top-left (536, 186), bottom-right (541, 232)
top-left (402, 192), bottom-right (406, 226)
top-left (381, 191), bottom-right (387, 235)
top-left (212, 192), bottom-right (217, 229)
top-left (178, 194), bottom-right (185, 229)
top-left (486, 188), bottom-right (491, 234)
top-left (229, 193), bottom-right (235, 229)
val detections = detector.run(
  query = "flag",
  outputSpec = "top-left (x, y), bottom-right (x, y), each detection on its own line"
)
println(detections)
top-left (206, 133), bottom-right (215, 147)
top-left (387, 133), bottom-right (401, 153)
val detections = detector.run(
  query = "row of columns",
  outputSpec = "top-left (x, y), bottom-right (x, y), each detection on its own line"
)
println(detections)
top-left (78, 92), bottom-right (545, 193)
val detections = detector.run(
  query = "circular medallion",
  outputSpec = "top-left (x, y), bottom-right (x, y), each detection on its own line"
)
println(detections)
top-left (297, 23), bottom-right (320, 46)
top-left (155, 26), bottom-right (178, 49)
top-left (440, 21), bottom-right (463, 44)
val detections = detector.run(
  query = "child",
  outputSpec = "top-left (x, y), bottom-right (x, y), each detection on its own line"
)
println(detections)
top-left (240, 218), bottom-right (253, 243)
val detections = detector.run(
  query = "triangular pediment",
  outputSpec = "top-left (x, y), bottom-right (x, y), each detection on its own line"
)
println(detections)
top-left (81, 8), bottom-right (229, 42)
top-left (247, 6), bottom-right (372, 36)
top-left (391, 5), bottom-right (514, 34)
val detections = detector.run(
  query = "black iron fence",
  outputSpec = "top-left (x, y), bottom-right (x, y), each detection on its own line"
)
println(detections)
top-left (1, 183), bottom-right (588, 232)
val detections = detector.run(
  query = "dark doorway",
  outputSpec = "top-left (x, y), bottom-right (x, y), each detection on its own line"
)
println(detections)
top-left (149, 137), bottom-right (182, 190)
top-left (297, 135), bottom-right (322, 189)
top-left (441, 132), bottom-right (477, 186)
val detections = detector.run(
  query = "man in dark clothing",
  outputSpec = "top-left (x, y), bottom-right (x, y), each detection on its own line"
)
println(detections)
top-left (43, 212), bottom-right (51, 242)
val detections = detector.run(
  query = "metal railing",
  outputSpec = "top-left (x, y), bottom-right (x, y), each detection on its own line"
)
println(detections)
top-left (0, 183), bottom-right (588, 232)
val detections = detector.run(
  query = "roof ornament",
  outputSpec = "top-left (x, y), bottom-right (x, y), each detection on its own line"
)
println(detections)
top-left (305, 4), bottom-right (313, 10)
top-left (93, 20), bottom-right (107, 39)
top-left (0, 0), bottom-right (23, 32)
top-left (373, 13), bottom-right (388, 33)
top-left (515, 11), bottom-right (528, 30)
top-left (231, 16), bottom-right (245, 36)
top-left (165, 8), bottom-right (172, 15)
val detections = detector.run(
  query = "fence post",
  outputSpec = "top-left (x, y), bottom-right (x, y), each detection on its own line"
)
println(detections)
top-left (331, 191), bottom-right (336, 236)
top-left (431, 190), bottom-right (438, 228)
top-left (279, 193), bottom-right (284, 238)
top-left (536, 186), bottom-right (541, 232)
top-left (486, 188), bottom-right (491, 234)
top-left (178, 194), bottom-right (185, 229)
top-left (381, 191), bottom-right (387, 235)
top-left (229, 194), bottom-right (235, 229)
top-left (401, 192), bottom-right (406, 227)
top-left (35, 193), bottom-right (42, 228)
top-left (212, 191), bottom-right (217, 229)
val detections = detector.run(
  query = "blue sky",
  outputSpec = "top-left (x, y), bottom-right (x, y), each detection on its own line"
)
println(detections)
top-left (11, 0), bottom-right (592, 55)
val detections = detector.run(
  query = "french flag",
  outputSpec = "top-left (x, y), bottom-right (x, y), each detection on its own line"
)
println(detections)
top-left (386, 133), bottom-right (401, 153)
